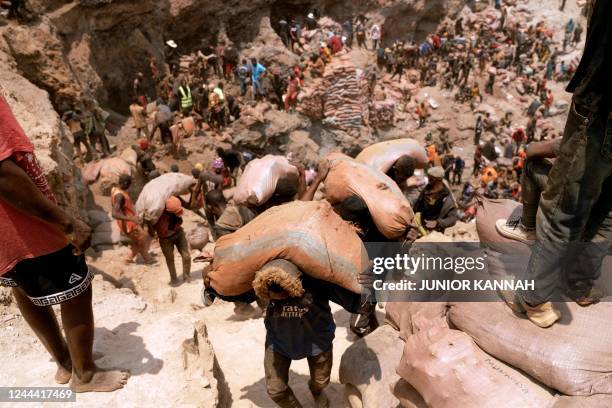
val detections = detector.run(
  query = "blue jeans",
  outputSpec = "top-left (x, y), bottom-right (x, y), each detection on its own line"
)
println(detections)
top-left (520, 101), bottom-right (612, 304)
top-left (252, 80), bottom-right (264, 98)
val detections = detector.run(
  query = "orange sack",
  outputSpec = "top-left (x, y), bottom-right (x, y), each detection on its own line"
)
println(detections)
top-left (209, 200), bottom-right (367, 296)
top-left (324, 153), bottom-right (414, 240)
top-left (355, 138), bottom-right (428, 172)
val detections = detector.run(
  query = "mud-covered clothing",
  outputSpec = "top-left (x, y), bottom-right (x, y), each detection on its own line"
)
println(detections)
top-left (414, 185), bottom-right (458, 230)
top-left (519, 102), bottom-right (612, 305)
top-left (212, 204), bottom-right (257, 239)
top-left (264, 346), bottom-right (332, 405)
top-left (264, 275), bottom-right (362, 360)
top-left (566, 0), bottom-right (612, 115)
top-left (155, 211), bottom-right (183, 239)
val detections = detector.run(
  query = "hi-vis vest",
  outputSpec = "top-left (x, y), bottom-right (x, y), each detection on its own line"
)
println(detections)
top-left (179, 85), bottom-right (192, 108)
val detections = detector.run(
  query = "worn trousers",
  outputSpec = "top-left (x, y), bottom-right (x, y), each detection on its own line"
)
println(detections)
top-left (520, 101), bottom-right (612, 305)
top-left (264, 346), bottom-right (332, 408)
top-left (159, 229), bottom-right (191, 282)
top-left (520, 158), bottom-right (553, 229)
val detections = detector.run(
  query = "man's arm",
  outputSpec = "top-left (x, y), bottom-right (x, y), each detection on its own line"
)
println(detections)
top-left (300, 160), bottom-right (329, 201)
top-left (0, 158), bottom-right (91, 252)
top-left (526, 139), bottom-right (559, 159)
top-left (111, 194), bottom-right (138, 223)
top-left (325, 280), bottom-right (366, 314)
top-left (437, 198), bottom-right (459, 229)
top-left (199, 172), bottom-right (224, 189)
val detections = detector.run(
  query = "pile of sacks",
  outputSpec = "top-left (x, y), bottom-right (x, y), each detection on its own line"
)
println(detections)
top-left (339, 199), bottom-right (612, 407)
top-left (299, 54), bottom-right (368, 135)
top-left (87, 209), bottom-right (128, 251)
top-left (342, 298), bottom-right (612, 407)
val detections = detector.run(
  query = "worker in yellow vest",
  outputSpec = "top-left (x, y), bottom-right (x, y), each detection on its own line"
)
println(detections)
top-left (178, 78), bottom-right (193, 116)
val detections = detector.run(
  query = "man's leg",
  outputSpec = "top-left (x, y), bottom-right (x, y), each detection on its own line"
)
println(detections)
top-left (175, 229), bottom-right (192, 282)
top-left (12, 287), bottom-right (72, 384)
top-left (565, 177), bottom-right (612, 302)
top-left (306, 348), bottom-right (333, 408)
top-left (159, 237), bottom-right (179, 284)
top-left (264, 346), bottom-right (302, 408)
top-left (519, 104), bottom-right (612, 312)
top-left (62, 286), bottom-right (129, 392)
top-left (520, 158), bottom-right (552, 229)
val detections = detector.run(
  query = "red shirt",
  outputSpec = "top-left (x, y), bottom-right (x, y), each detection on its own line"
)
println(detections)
top-left (155, 212), bottom-right (183, 239)
top-left (330, 36), bottom-right (342, 54)
top-left (0, 96), bottom-right (68, 275)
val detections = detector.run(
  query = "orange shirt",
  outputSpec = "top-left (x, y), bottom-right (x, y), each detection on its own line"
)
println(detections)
top-left (481, 166), bottom-right (498, 184)
top-left (0, 96), bottom-right (68, 275)
top-left (427, 144), bottom-right (438, 164)
top-left (111, 187), bottom-right (138, 234)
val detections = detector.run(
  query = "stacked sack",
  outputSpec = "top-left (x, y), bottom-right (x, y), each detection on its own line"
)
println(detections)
top-left (87, 209), bottom-right (127, 251)
top-left (338, 204), bottom-right (612, 407)
top-left (356, 138), bottom-right (429, 172)
top-left (299, 54), bottom-right (367, 135)
top-left (323, 153), bottom-right (414, 240)
top-left (232, 155), bottom-right (298, 207)
top-left (209, 200), bottom-right (367, 296)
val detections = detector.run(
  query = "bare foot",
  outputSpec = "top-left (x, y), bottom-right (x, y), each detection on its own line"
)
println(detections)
top-left (55, 364), bottom-right (72, 385)
top-left (70, 369), bottom-right (129, 393)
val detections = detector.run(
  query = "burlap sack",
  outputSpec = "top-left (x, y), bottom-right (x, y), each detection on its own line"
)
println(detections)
top-left (449, 301), bottom-right (612, 396)
top-left (135, 173), bottom-right (195, 223)
top-left (210, 200), bottom-right (366, 296)
top-left (551, 395), bottom-right (612, 408)
top-left (355, 138), bottom-right (428, 172)
top-left (397, 326), bottom-right (555, 408)
top-left (120, 147), bottom-right (138, 166)
top-left (186, 225), bottom-right (210, 251)
top-left (385, 302), bottom-right (448, 339)
top-left (99, 157), bottom-right (132, 180)
top-left (87, 210), bottom-right (111, 228)
top-left (324, 153), bottom-right (414, 240)
top-left (389, 379), bottom-right (427, 408)
top-left (339, 325), bottom-right (406, 408)
top-left (233, 155), bottom-right (298, 207)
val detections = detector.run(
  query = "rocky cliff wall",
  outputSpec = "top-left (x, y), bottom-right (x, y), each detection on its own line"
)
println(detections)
top-left (2, 0), bottom-right (465, 112)
top-left (0, 48), bottom-right (88, 218)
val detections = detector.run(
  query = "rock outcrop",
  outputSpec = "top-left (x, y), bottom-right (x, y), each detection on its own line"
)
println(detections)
top-left (0, 49), bottom-right (88, 218)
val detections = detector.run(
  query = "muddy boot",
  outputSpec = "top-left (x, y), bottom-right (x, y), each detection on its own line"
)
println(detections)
top-left (567, 282), bottom-right (603, 307)
top-left (499, 290), bottom-right (561, 328)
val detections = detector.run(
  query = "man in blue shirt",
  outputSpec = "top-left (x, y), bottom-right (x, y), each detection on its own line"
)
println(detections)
top-left (217, 259), bottom-right (365, 408)
top-left (251, 58), bottom-right (267, 100)
top-left (262, 266), bottom-right (363, 408)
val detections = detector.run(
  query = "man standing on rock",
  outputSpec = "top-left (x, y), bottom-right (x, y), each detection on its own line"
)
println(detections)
top-left (251, 58), bottom-right (267, 101)
top-left (0, 95), bottom-right (129, 392)
top-left (129, 97), bottom-right (151, 140)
